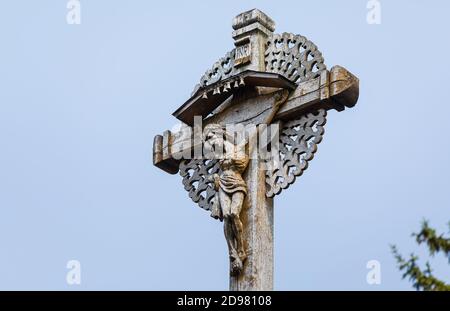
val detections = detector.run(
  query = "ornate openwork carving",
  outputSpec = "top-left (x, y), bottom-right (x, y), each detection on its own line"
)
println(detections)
top-left (182, 33), bottom-right (329, 203)
top-left (192, 50), bottom-right (236, 95)
top-left (265, 109), bottom-right (327, 198)
top-left (265, 33), bottom-right (326, 84)
top-left (179, 158), bottom-right (220, 212)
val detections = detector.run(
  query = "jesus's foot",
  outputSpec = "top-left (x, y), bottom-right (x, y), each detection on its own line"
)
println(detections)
top-left (230, 257), bottom-right (243, 276)
top-left (238, 249), bottom-right (247, 263)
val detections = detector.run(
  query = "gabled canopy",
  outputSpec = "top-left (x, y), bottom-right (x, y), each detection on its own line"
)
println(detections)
top-left (172, 70), bottom-right (297, 126)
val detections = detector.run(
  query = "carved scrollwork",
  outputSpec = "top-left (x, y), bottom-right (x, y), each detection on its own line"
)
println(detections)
top-left (192, 50), bottom-right (236, 95)
top-left (179, 158), bottom-right (220, 212)
top-left (265, 33), bottom-right (326, 84)
top-left (265, 109), bottom-right (327, 198)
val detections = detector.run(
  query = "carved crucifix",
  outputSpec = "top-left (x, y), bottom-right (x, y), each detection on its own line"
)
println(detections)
top-left (153, 9), bottom-right (359, 290)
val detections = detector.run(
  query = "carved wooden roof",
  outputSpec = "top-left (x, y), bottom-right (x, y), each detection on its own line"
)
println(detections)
top-left (173, 70), bottom-right (297, 126)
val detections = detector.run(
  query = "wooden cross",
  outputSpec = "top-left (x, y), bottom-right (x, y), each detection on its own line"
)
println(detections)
top-left (152, 9), bottom-right (359, 290)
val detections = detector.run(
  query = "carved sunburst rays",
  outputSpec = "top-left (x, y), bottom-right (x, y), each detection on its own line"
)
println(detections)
top-left (179, 158), bottom-right (220, 211)
top-left (265, 33), bottom-right (326, 84)
top-left (182, 32), bottom-right (328, 211)
top-left (193, 32), bottom-right (326, 95)
top-left (192, 50), bottom-right (236, 95)
top-left (265, 109), bottom-right (327, 198)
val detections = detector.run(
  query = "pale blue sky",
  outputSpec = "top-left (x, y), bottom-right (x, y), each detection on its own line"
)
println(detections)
top-left (0, 0), bottom-right (449, 290)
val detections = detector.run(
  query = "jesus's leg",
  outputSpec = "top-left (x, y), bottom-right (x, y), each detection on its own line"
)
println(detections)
top-left (230, 192), bottom-right (246, 262)
top-left (219, 190), bottom-right (237, 259)
top-left (224, 217), bottom-right (243, 275)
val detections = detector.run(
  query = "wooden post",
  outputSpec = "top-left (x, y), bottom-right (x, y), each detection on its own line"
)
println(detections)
top-left (229, 9), bottom-right (275, 291)
top-left (230, 157), bottom-right (274, 290)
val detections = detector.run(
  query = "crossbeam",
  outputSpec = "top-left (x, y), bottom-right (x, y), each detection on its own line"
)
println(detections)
top-left (153, 65), bottom-right (359, 174)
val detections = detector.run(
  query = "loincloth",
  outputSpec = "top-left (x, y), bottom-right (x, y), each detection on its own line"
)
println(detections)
top-left (219, 172), bottom-right (247, 195)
